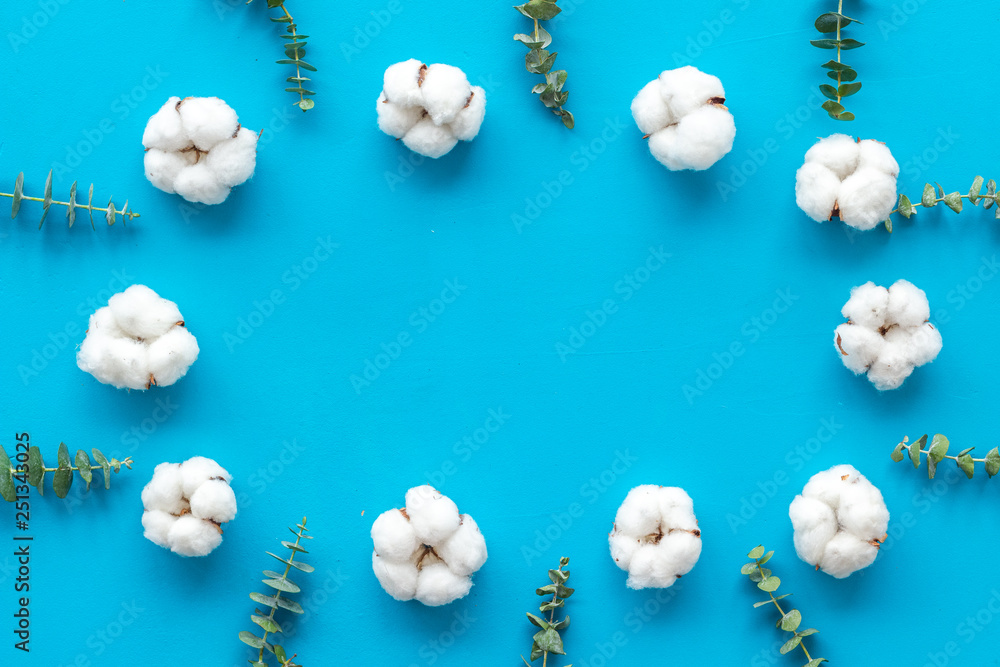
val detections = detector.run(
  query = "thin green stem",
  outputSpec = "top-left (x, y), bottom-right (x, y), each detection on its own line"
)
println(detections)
top-left (891, 193), bottom-right (999, 216)
top-left (835, 0), bottom-right (843, 107)
top-left (755, 555), bottom-right (814, 663)
top-left (258, 517), bottom-right (307, 666)
top-left (10, 459), bottom-right (133, 476)
top-left (0, 192), bottom-right (139, 223)
top-left (279, 3), bottom-right (305, 110)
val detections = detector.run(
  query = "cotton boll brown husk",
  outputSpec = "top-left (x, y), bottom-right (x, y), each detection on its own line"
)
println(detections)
top-left (141, 456), bottom-right (236, 557)
top-left (789, 465), bottom-right (889, 578)
top-left (632, 66), bottom-right (735, 171)
top-left (77, 285), bottom-right (197, 390)
top-left (834, 279), bottom-right (940, 390)
top-left (377, 60), bottom-right (485, 158)
top-left (795, 135), bottom-right (899, 230)
top-left (370, 486), bottom-right (487, 606)
top-left (142, 96), bottom-right (257, 205)
top-left (609, 485), bottom-right (702, 589)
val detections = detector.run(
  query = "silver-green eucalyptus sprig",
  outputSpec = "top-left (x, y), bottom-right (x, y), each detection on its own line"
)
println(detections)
top-left (812, 0), bottom-right (864, 121)
top-left (240, 518), bottom-right (314, 667)
top-left (0, 442), bottom-right (132, 501)
top-left (248, 0), bottom-right (316, 111)
top-left (522, 556), bottom-right (573, 667)
top-left (891, 434), bottom-right (1000, 479)
top-left (742, 546), bottom-right (827, 667)
top-left (2, 170), bottom-right (138, 230)
top-left (883, 177), bottom-right (1000, 232)
top-left (514, 0), bottom-right (574, 129)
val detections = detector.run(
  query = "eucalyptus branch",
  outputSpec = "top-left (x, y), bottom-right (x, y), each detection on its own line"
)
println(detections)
top-left (811, 0), bottom-right (863, 121)
top-left (891, 434), bottom-right (1000, 479)
top-left (522, 556), bottom-right (573, 667)
top-left (0, 442), bottom-right (131, 501)
top-left (1, 171), bottom-right (138, 229)
top-left (514, 0), bottom-right (574, 129)
top-left (742, 546), bottom-right (827, 667)
top-left (249, 0), bottom-right (316, 111)
top-left (883, 177), bottom-right (999, 232)
top-left (240, 517), bottom-right (314, 667)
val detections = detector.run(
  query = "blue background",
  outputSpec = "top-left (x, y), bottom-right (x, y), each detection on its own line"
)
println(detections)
top-left (2, 1), bottom-right (999, 665)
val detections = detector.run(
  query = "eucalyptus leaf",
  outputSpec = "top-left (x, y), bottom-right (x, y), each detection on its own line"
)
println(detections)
top-left (839, 38), bottom-right (865, 49)
top-left (970, 175), bottom-right (984, 204)
top-left (957, 454), bottom-right (975, 479)
top-left (27, 446), bottom-right (44, 490)
top-left (75, 450), bottom-right (92, 490)
top-left (928, 434), bottom-right (950, 463)
top-left (53, 442), bottom-right (73, 499)
top-left (985, 447), bottom-right (1000, 478)
top-left (780, 636), bottom-right (802, 655)
top-left (779, 609), bottom-right (802, 632)
top-left (92, 448), bottom-right (111, 490)
top-left (0, 444), bottom-right (14, 502)
top-left (943, 192), bottom-right (963, 213)
top-left (838, 82), bottom-right (862, 97)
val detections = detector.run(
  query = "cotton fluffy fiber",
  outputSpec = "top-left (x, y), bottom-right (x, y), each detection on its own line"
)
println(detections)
top-left (76, 284), bottom-right (199, 390)
top-left (789, 464), bottom-right (889, 578)
top-left (371, 485), bottom-right (487, 606)
top-left (376, 59), bottom-right (486, 159)
top-left (834, 279), bottom-right (942, 390)
top-left (608, 485), bottom-right (702, 589)
top-left (795, 134), bottom-right (899, 230)
top-left (142, 96), bottom-right (257, 205)
top-left (141, 456), bottom-right (237, 557)
top-left (630, 66), bottom-right (735, 171)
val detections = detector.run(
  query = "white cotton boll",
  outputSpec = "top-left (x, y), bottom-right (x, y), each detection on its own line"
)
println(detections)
top-left (173, 162), bottom-right (231, 205)
top-left (372, 552), bottom-right (418, 601)
top-left (109, 284), bottom-right (182, 340)
top-left (88, 307), bottom-right (123, 338)
top-left (405, 485), bottom-right (461, 544)
top-left (189, 479), bottom-right (238, 523)
top-left (146, 327), bottom-right (199, 387)
top-left (669, 105), bottom-right (736, 171)
top-left (837, 167), bottom-right (897, 230)
top-left (887, 280), bottom-right (931, 328)
top-left (841, 282), bottom-right (890, 329)
top-left (609, 486), bottom-right (701, 589)
top-left (834, 323), bottom-right (884, 374)
top-left (631, 80), bottom-right (674, 136)
top-left (803, 134), bottom-right (859, 180)
top-left (415, 562), bottom-right (474, 606)
top-left (371, 509), bottom-right (420, 561)
top-left (141, 509), bottom-right (178, 549)
top-left (77, 335), bottom-right (150, 390)
top-left (820, 532), bottom-right (878, 579)
top-left (436, 515), bottom-right (488, 577)
top-left (144, 149), bottom-right (193, 195)
top-left (790, 465), bottom-right (888, 578)
top-left (866, 343), bottom-right (915, 390)
top-left (659, 66), bottom-right (725, 118)
top-left (168, 515), bottom-right (223, 557)
top-left (383, 58), bottom-right (425, 107)
top-left (794, 161), bottom-right (841, 222)
top-left (789, 496), bottom-right (837, 565)
top-left (180, 456), bottom-right (232, 498)
top-left (857, 139), bottom-right (899, 176)
top-left (204, 127), bottom-right (258, 188)
top-left (141, 463), bottom-right (186, 514)
top-left (647, 126), bottom-right (682, 170)
top-left (448, 86), bottom-right (487, 142)
top-left (141, 97), bottom-right (189, 152)
top-left (402, 118), bottom-right (458, 159)
top-left (908, 322), bottom-right (943, 366)
top-left (178, 97), bottom-right (239, 151)
top-left (376, 91), bottom-right (424, 139)
top-left (419, 63), bottom-right (471, 125)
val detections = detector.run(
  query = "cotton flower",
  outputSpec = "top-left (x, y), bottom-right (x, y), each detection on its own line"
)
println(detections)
top-left (631, 66), bottom-right (736, 171)
top-left (834, 279), bottom-right (942, 390)
top-left (795, 134), bottom-right (899, 230)
top-left (376, 59), bottom-right (486, 159)
top-left (142, 96), bottom-right (257, 205)
top-left (608, 485), bottom-right (702, 589)
top-left (789, 464), bottom-right (889, 578)
top-left (77, 284), bottom-right (199, 390)
top-left (370, 485), bottom-right (487, 606)
top-left (141, 456), bottom-right (237, 557)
